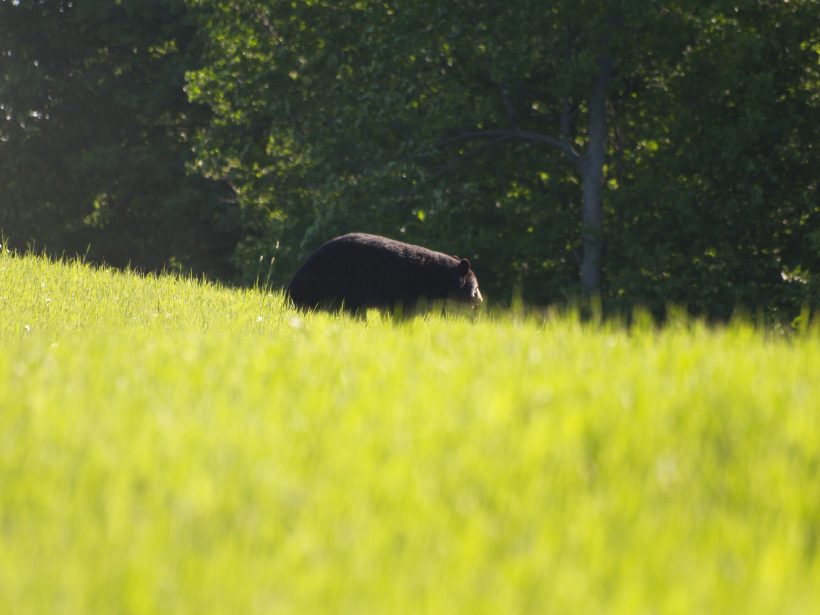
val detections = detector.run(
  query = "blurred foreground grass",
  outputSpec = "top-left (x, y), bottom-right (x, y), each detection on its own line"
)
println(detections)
top-left (1, 252), bottom-right (819, 613)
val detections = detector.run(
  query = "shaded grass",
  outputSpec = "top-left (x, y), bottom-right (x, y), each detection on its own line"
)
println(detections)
top-left (1, 251), bottom-right (819, 613)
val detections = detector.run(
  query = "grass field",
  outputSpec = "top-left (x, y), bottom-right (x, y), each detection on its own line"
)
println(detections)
top-left (2, 250), bottom-right (819, 614)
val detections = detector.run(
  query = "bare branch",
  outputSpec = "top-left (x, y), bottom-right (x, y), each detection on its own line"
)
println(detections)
top-left (436, 129), bottom-right (582, 164)
top-left (254, 8), bottom-right (280, 40)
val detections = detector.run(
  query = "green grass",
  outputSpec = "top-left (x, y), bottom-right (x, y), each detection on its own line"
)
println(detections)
top-left (2, 250), bottom-right (819, 614)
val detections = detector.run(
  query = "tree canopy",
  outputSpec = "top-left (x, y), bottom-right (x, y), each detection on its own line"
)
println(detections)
top-left (2, 0), bottom-right (818, 319)
top-left (0, 0), bottom-right (239, 276)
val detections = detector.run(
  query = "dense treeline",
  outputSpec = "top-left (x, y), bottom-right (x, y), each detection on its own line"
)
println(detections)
top-left (0, 0), bottom-right (239, 277)
top-left (2, 1), bottom-right (818, 319)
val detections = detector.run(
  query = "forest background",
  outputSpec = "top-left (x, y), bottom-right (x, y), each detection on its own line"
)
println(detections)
top-left (1, 0), bottom-right (818, 320)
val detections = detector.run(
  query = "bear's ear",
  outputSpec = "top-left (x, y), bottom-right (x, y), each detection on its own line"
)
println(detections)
top-left (457, 258), bottom-right (471, 275)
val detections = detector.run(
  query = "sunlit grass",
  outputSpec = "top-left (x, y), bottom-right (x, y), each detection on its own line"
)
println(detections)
top-left (1, 251), bottom-right (819, 613)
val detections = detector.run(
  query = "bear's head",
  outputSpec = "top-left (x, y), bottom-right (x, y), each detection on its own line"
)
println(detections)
top-left (453, 258), bottom-right (483, 307)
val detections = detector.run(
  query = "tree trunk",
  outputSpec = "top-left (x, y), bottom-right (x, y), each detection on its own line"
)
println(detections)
top-left (438, 55), bottom-right (612, 299)
top-left (580, 55), bottom-right (612, 297)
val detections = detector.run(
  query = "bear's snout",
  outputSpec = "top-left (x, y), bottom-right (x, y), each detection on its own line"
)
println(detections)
top-left (472, 288), bottom-right (483, 306)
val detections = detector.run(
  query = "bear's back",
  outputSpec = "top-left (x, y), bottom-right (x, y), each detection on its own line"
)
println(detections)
top-left (286, 233), bottom-right (476, 312)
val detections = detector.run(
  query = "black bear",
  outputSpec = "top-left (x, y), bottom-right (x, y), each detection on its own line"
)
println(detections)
top-left (286, 232), bottom-right (483, 313)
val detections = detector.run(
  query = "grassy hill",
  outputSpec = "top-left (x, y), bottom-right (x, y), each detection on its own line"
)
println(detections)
top-left (2, 251), bottom-right (819, 613)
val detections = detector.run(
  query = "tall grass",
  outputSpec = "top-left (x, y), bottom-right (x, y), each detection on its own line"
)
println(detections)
top-left (1, 251), bottom-right (819, 613)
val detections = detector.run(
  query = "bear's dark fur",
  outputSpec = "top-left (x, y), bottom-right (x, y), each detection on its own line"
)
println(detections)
top-left (286, 232), bottom-right (483, 313)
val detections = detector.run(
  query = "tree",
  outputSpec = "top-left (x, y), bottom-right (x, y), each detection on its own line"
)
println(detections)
top-left (187, 0), bottom-right (691, 298)
top-left (188, 0), bottom-right (819, 315)
top-left (0, 0), bottom-right (238, 276)
top-left (606, 1), bottom-right (820, 318)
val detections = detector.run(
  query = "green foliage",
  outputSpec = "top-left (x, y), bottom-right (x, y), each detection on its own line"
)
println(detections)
top-left (1, 1), bottom-right (818, 318)
top-left (0, 0), bottom-right (239, 276)
top-left (3, 251), bottom-right (820, 613)
top-left (187, 0), bottom-right (820, 317)
top-left (607, 1), bottom-right (820, 318)
top-left (186, 0), bottom-right (609, 298)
